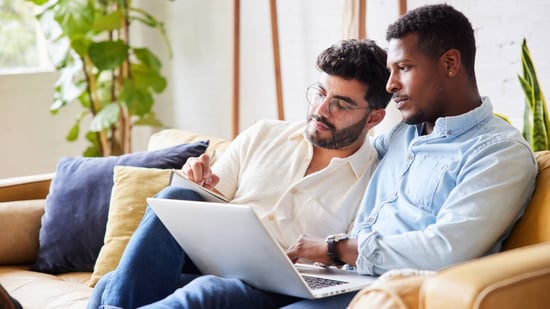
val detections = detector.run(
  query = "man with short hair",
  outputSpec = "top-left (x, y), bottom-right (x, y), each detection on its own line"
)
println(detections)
top-left (284, 3), bottom-right (537, 307)
top-left (88, 38), bottom-right (392, 309)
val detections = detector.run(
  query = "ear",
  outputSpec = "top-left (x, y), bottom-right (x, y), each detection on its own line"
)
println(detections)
top-left (366, 108), bottom-right (386, 129)
top-left (441, 49), bottom-right (461, 78)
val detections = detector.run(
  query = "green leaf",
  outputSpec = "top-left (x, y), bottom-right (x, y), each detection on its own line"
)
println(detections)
top-left (92, 10), bottom-right (123, 33)
top-left (132, 63), bottom-right (167, 93)
top-left (71, 36), bottom-right (92, 57)
top-left (26, 0), bottom-right (50, 5)
top-left (520, 38), bottom-right (550, 151)
top-left (119, 79), bottom-right (154, 116)
top-left (133, 48), bottom-right (161, 72)
top-left (83, 131), bottom-right (101, 157)
top-left (134, 112), bottom-right (164, 127)
top-left (53, 0), bottom-right (95, 39)
top-left (89, 102), bottom-right (120, 132)
top-left (89, 40), bottom-right (129, 71)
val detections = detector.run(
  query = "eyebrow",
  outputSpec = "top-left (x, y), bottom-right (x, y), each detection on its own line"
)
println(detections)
top-left (315, 84), bottom-right (359, 107)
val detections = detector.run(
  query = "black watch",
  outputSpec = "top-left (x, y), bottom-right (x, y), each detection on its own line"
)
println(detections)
top-left (326, 233), bottom-right (349, 266)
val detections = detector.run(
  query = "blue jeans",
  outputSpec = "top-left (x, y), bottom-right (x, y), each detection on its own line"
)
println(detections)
top-left (88, 186), bottom-right (353, 308)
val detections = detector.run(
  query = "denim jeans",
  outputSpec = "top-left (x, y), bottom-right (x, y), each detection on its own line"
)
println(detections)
top-left (87, 186), bottom-right (353, 309)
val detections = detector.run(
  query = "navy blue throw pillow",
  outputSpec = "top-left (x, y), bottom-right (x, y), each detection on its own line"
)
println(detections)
top-left (31, 141), bottom-right (208, 274)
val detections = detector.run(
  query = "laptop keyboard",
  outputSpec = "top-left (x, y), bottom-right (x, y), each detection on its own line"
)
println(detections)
top-left (302, 275), bottom-right (348, 290)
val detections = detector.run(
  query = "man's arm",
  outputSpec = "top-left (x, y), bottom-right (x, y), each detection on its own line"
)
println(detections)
top-left (286, 234), bottom-right (358, 267)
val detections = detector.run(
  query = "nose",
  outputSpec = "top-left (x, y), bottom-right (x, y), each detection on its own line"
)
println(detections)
top-left (386, 71), bottom-right (400, 93)
top-left (315, 97), bottom-right (332, 118)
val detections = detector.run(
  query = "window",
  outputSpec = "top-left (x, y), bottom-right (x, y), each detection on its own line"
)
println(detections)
top-left (0, 0), bottom-right (52, 73)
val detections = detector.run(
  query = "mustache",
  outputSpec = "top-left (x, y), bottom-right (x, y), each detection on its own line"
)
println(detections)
top-left (311, 114), bottom-right (336, 131)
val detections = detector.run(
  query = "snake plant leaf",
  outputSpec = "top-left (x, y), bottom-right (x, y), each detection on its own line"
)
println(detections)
top-left (89, 102), bottom-right (120, 132)
top-left (519, 39), bottom-right (550, 151)
top-left (89, 40), bottom-right (129, 71)
top-left (53, 0), bottom-right (95, 40)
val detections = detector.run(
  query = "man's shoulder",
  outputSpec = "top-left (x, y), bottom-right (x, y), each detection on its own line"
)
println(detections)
top-left (244, 119), bottom-right (305, 137)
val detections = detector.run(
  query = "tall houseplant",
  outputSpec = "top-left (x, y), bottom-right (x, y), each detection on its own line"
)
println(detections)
top-left (518, 38), bottom-right (550, 152)
top-left (29, 0), bottom-right (172, 156)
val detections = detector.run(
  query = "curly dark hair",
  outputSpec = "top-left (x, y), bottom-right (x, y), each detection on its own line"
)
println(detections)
top-left (386, 4), bottom-right (477, 84)
top-left (316, 39), bottom-right (392, 110)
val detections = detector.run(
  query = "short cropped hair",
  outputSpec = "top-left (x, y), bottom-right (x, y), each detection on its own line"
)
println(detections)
top-left (386, 4), bottom-right (477, 83)
top-left (316, 39), bottom-right (392, 110)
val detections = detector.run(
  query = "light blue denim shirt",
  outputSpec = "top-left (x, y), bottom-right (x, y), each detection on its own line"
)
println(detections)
top-left (351, 97), bottom-right (537, 275)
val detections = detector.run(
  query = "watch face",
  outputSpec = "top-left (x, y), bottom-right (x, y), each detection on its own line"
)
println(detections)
top-left (331, 233), bottom-right (349, 242)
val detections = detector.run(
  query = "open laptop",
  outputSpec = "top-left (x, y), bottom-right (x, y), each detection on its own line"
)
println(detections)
top-left (147, 198), bottom-right (377, 299)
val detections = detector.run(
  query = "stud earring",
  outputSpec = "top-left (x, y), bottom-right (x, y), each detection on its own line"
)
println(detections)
top-left (448, 71), bottom-right (453, 77)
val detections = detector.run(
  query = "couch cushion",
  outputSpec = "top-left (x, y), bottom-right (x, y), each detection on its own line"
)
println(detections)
top-left (347, 269), bottom-right (435, 309)
top-left (89, 166), bottom-right (172, 287)
top-left (31, 141), bottom-right (208, 274)
top-left (0, 266), bottom-right (91, 309)
top-left (0, 200), bottom-right (45, 265)
top-left (147, 129), bottom-right (230, 164)
top-left (504, 151), bottom-right (550, 249)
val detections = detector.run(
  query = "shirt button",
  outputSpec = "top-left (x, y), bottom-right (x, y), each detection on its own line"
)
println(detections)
top-left (392, 191), bottom-right (398, 198)
top-left (367, 217), bottom-right (374, 223)
top-left (447, 129), bottom-right (452, 135)
top-left (268, 215), bottom-right (275, 221)
top-left (290, 189), bottom-right (297, 194)
top-left (407, 154), bottom-right (413, 161)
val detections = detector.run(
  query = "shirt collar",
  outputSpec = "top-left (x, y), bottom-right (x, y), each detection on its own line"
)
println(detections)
top-left (429, 96), bottom-right (493, 137)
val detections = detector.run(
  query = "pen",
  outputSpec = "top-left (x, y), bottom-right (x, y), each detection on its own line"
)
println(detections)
top-left (200, 150), bottom-right (216, 186)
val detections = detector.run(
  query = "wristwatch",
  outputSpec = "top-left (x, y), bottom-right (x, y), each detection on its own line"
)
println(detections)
top-left (326, 233), bottom-right (349, 266)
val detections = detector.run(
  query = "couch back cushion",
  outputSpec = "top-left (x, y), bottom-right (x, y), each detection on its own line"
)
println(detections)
top-left (504, 151), bottom-right (550, 250)
top-left (0, 200), bottom-right (45, 264)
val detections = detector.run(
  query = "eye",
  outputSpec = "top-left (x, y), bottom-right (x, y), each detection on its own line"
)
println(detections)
top-left (398, 65), bottom-right (410, 71)
top-left (331, 99), bottom-right (350, 111)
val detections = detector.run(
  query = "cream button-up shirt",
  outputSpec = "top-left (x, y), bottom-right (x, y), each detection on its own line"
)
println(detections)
top-left (213, 119), bottom-right (378, 248)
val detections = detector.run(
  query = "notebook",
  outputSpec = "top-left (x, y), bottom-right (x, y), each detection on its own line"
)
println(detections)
top-left (147, 198), bottom-right (377, 299)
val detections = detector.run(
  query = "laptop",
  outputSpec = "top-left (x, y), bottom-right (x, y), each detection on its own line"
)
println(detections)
top-left (147, 198), bottom-right (377, 299)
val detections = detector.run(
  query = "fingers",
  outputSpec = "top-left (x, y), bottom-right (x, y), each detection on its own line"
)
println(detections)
top-left (182, 153), bottom-right (214, 184)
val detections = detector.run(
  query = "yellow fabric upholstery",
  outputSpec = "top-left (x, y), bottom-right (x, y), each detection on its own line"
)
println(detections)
top-left (420, 242), bottom-right (550, 309)
top-left (503, 151), bottom-right (550, 249)
top-left (89, 166), bottom-right (172, 287)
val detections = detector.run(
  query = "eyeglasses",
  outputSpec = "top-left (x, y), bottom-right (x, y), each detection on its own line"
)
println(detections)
top-left (306, 85), bottom-right (370, 117)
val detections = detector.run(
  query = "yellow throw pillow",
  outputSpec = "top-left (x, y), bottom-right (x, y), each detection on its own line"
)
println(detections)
top-left (89, 166), bottom-right (172, 287)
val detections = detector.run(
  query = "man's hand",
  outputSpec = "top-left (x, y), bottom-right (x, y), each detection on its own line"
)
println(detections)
top-left (181, 153), bottom-right (220, 190)
top-left (285, 234), bottom-right (332, 266)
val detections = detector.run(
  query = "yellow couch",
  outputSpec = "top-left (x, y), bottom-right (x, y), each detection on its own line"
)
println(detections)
top-left (0, 129), bottom-right (230, 309)
top-left (2, 128), bottom-right (549, 309)
top-left (349, 151), bottom-right (550, 309)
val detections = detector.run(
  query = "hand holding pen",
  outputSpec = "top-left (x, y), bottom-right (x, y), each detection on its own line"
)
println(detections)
top-left (181, 150), bottom-right (219, 188)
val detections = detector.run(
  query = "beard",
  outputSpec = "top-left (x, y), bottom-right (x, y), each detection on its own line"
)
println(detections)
top-left (306, 112), bottom-right (369, 149)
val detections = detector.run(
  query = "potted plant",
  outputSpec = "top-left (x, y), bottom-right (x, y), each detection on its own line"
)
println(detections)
top-left (28, 0), bottom-right (172, 156)
top-left (518, 38), bottom-right (550, 152)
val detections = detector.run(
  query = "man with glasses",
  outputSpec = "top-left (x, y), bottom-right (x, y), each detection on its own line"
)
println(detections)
top-left (88, 39), bottom-right (391, 309)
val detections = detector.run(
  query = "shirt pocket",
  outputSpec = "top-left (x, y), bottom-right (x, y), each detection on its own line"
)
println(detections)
top-left (403, 154), bottom-right (448, 212)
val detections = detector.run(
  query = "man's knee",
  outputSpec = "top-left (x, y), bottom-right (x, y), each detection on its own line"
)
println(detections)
top-left (155, 186), bottom-right (204, 201)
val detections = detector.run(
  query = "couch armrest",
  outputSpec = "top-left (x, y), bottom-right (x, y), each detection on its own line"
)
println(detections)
top-left (421, 242), bottom-right (550, 309)
top-left (0, 173), bottom-right (54, 202)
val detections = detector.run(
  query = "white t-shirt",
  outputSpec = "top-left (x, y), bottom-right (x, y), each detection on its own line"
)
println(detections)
top-left (213, 119), bottom-right (378, 248)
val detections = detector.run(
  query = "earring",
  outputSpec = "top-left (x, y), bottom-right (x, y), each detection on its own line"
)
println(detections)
top-left (448, 71), bottom-right (453, 77)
